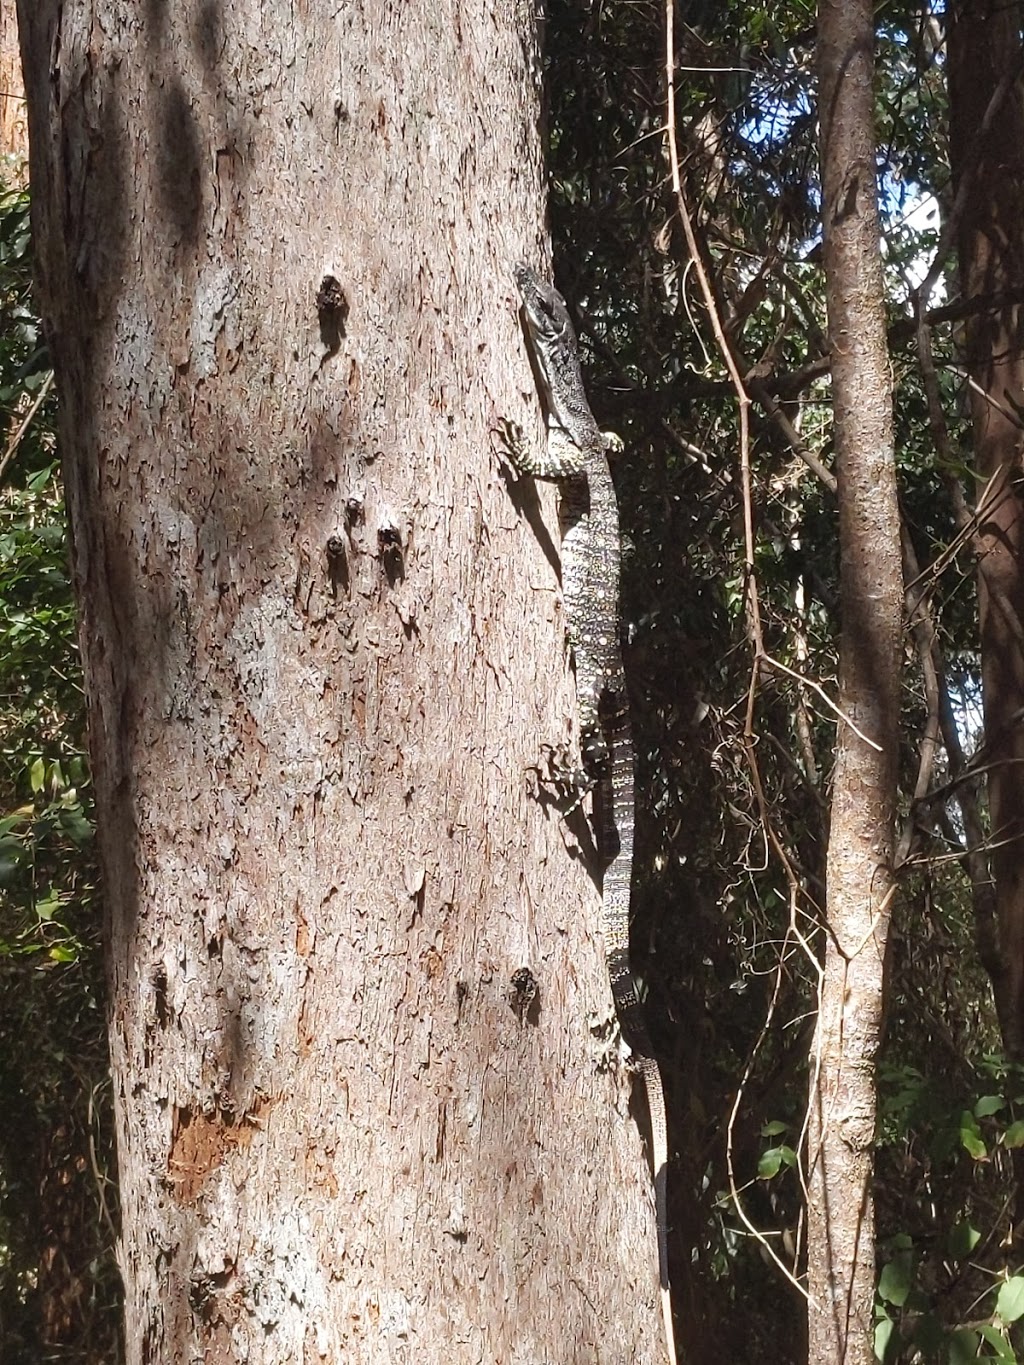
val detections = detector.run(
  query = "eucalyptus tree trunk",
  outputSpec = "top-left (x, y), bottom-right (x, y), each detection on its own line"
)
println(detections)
top-left (17, 3), bottom-right (669, 1360)
top-left (947, 0), bottom-right (1024, 1064)
top-left (807, 3), bottom-right (902, 1362)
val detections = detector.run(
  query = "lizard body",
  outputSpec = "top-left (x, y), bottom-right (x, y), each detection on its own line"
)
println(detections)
top-left (502, 262), bottom-right (676, 1365)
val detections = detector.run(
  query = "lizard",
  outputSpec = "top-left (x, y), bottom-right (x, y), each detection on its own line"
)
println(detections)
top-left (500, 261), bottom-right (677, 1365)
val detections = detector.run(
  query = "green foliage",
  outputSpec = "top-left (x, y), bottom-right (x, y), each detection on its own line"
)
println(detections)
top-left (872, 1226), bottom-right (1020, 1362)
top-left (0, 182), bottom-right (119, 1363)
top-left (542, 1), bottom-right (1008, 1360)
top-left (0, 186), bottom-right (93, 959)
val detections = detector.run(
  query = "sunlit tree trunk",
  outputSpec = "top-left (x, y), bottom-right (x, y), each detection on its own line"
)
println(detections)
top-left (17, 2), bottom-right (670, 1359)
top-left (807, 2), bottom-right (902, 1361)
top-left (0, 0), bottom-right (27, 168)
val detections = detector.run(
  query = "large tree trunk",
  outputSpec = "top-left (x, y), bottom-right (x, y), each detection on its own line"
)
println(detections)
top-left (947, 0), bottom-right (1024, 1061)
top-left (807, 3), bottom-right (902, 1362)
top-left (17, 3), bottom-right (669, 1360)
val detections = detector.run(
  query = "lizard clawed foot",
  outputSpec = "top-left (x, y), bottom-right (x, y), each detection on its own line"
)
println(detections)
top-left (493, 418), bottom-right (532, 475)
top-left (590, 1013), bottom-right (629, 1074)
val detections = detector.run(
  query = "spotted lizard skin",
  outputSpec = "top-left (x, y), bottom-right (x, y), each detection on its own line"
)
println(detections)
top-left (502, 262), bottom-right (676, 1365)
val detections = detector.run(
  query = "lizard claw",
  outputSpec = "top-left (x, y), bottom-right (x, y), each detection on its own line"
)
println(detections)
top-left (494, 418), bottom-right (528, 469)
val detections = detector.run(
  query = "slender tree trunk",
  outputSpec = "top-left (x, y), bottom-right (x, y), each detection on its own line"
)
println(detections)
top-left (17, 3), bottom-right (669, 1360)
top-left (807, 4), bottom-right (902, 1362)
top-left (947, 0), bottom-right (1024, 1061)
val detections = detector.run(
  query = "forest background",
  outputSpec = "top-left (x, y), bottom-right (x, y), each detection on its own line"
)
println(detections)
top-left (1, 1), bottom-right (1023, 1362)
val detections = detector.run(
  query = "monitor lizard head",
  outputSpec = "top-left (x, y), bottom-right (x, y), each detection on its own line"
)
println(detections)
top-left (513, 262), bottom-right (600, 448)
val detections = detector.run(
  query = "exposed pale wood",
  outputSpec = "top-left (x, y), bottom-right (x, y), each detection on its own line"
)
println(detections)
top-left (0, 0), bottom-right (26, 171)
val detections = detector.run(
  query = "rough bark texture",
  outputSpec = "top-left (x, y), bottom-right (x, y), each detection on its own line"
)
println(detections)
top-left (808, 3), bottom-right (902, 1363)
top-left (17, 3), bottom-right (668, 1361)
top-left (947, 0), bottom-right (1024, 1060)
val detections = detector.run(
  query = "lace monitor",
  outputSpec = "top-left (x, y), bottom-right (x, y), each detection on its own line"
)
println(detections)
top-left (501, 262), bottom-right (676, 1365)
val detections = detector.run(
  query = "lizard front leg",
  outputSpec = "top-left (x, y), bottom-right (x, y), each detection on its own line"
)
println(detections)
top-left (495, 417), bottom-right (587, 480)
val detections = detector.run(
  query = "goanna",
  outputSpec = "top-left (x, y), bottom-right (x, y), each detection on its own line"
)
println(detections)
top-left (501, 261), bottom-right (676, 1365)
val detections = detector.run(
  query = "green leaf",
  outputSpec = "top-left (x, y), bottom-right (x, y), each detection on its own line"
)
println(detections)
top-left (878, 1255), bottom-right (914, 1307)
top-left (948, 1329), bottom-right (980, 1365)
top-left (997, 1277), bottom-right (1024, 1324)
top-left (874, 1317), bottom-right (898, 1364)
top-left (28, 755), bottom-right (44, 793)
top-left (947, 1220), bottom-right (981, 1260)
top-left (960, 1111), bottom-right (988, 1160)
top-left (975, 1095), bottom-right (1006, 1118)
top-left (57, 806), bottom-right (94, 846)
top-left (761, 1120), bottom-right (788, 1137)
top-left (757, 1147), bottom-right (784, 1179)
top-left (756, 1143), bottom-right (796, 1179)
top-left (979, 1324), bottom-right (1016, 1363)
top-left (35, 889), bottom-right (61, 922)
top-left (1002, 1121), bottom-right (1024, 1149)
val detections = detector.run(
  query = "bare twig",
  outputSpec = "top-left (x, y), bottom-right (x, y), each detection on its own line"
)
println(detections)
top-left (0, 372), bottom-right (53, 485)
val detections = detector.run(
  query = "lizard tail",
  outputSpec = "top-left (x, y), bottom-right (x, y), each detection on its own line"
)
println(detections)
top-left (641, 1055), bottom-right (677, 1365)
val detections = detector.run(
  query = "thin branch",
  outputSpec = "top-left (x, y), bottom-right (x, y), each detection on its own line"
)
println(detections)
top-left (762, 654), bottom-right (882, 752)
top-left (747, 378), bottom-right (837, 493)
top-left (895, 522), bottom-right (946, 868)
top-left (667, 0), bottom-right (822, 1298)
top-left (0, 372), bottom-right (53, 485)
